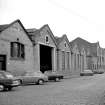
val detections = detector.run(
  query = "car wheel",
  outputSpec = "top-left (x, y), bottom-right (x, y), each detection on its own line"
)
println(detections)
top-left (0, 85), bottom-right (4, 92)
top-left (8, 87), bottom-right (12, 91)
top-left (55, 78), bottom-right (60, 82)
top-left (20, 80), bottom-right (23, 85)
top-left (38, 79), bottom-right (44, 85)
top-left (80, 74), bottom-right (83, 76)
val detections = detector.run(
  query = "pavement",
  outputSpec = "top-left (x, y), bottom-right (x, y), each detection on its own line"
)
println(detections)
top-left (1, 73), bottom-right (105, 105)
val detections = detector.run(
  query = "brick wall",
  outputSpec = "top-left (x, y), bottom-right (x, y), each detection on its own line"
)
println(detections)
top-left (0, 22), bottom-right (34, 76)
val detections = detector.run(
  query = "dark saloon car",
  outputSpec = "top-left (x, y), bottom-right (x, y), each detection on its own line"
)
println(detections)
top-left (44, 71), bottom-right (64, 81)
top-left (0, 71), bottom-right (20, 91)
top-left (18, 71), bottom-right (48, 85)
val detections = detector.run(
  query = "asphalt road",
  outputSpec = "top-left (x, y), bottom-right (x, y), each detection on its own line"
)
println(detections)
top-left (0, 74), bottom-right (105, 105)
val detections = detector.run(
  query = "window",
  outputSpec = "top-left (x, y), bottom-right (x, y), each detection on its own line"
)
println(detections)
top-left (45, 36), bottom-right (49, 43)
top-left (74, 54), bottom-right (76, 70)
top-left (57, 50), bottom-right (59, 70)
top-left (67, 52), bottom-right (70, 70)
top-left (62, 51), bottom-right (65, 70)
top-left (64, 42), bottom-right (66, 47)
top-left (11, 42), bottom-right (25, 59)
top-left (77, 54), bottom-right (79, 68)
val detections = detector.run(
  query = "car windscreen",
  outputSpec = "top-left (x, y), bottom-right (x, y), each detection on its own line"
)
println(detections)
top-left (24, 73), bottom-right (34, 76)
top-left (44, 71), bottom-right (52, 74)
top-left (24, 72), bottom-right (43, 77)
top-left (5, 72), bottom-right (14, 79)
top-left (84, 70), bottom-right (92, 73)
top-left (33, 72), bottom-right (43, 77)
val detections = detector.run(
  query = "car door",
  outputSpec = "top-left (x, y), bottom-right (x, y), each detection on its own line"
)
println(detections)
top-left (22, 73), bottom-right (36, 84)
top-left (0, 55), bottom-right (6, 71)
top-left (29, 73), bottom-right (37, 83)
top-left (22, 75), bottom-right (32, 84)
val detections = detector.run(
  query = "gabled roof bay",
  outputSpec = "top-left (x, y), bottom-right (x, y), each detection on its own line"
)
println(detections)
top-left (55, 34), bottom-right (71, 50)
top-left (27, 24), bottom-right (58, 47)
top-left (0, 19), bottom-right (32, 43)
top-left (0, 24), bottom-right (9, 32)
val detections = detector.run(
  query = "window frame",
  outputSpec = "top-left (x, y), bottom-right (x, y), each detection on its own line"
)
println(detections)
top-left (10, 42), bottom-right (25, 60)
top-left (64, 42), bottom-right (66, 47)
top-left (45, 35), bottom-right (49, 43)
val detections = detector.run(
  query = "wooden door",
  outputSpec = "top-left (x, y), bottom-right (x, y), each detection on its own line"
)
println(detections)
top-left (0, 55), bottom-right (6, 71)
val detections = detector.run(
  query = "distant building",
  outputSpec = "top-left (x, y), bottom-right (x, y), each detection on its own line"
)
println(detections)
top-left (70, 37), bottom-right (105, 72)
top-left (70, 40), bottom-right (87, 75)
top-left (55, 35), bottom-right (71, 76)
top-left (96, 42), bottom-right (105, 70)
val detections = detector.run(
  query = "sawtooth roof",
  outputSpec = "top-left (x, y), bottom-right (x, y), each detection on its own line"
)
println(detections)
top-left (26, 24), bottom-right (57, 47)
top-left (70, 37), bottom-right (98, 56)
top-left (0, 19), bottom-right (32, 43)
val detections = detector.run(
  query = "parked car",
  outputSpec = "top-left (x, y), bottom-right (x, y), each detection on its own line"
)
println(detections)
top-left (80, 69), bottom-right (94, 76)
top-left (0, 71), bottom-right (20, 91)
top-left (93, 69), bottom-right (104, 74)
top-left (44, 71), bottom-right (64, 81)
top-left (18, 71), bottom-right (48, 85)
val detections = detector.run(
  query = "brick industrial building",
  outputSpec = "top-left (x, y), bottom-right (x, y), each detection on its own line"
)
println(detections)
top-left (0, 19), bottom-right (105, 76)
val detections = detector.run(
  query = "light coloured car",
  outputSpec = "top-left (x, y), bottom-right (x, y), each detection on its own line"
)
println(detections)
top-left (93, 69), bottom-right (104, 74)
top-left (80, 69), bottom-right (94, 76)
top-left (18, 71), bottom-right (48, 85)
top-left (44, 71), bottom-right (64, 81)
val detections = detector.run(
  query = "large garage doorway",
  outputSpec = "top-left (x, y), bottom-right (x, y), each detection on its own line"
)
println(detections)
top-left (0, 55), bottom-right (6, 71)
top-left (40, 44), bottom-right (52, 73)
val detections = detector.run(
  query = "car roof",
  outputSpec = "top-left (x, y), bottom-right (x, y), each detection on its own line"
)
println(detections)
top-left (0, 71), bottom-right (6, 73)
top-left (0, 71), bottom-right (11, 74)
top-left (84, 70), bottom-right (92, 71)
top-left (84, 70), bottom-right (93, 72)
top-left (26, 71), bottom-right (42, 73)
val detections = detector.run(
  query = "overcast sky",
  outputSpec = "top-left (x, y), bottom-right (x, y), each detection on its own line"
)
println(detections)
top-left (0, 0), bottom-right (105, 47)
